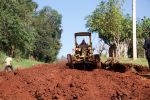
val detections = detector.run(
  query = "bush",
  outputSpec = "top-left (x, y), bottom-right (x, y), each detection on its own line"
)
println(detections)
top-left (0, 51), bottom-right (6, 69)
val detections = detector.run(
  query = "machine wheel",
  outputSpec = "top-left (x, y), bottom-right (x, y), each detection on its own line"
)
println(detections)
top-left (67, 54), bottom-right (74, 69)
top-left (94, 54), bottom-right (100, 62)
top-left (94, 54), bottom-right (101, 69)
top-left (96, 62), bottom-right (102, 69)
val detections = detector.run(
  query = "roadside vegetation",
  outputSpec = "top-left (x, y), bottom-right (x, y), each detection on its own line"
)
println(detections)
top-left (0, 52), bottom-right (42, 70)
top-left (86, 0), bottom-right (150, 58)
top-left (101, 56), bottom-right (148, 66)
top-left (118, 58), bottom-right (148, 66)
top-left (0, 0), bottom-right (62, 63)
top-left (0, 0), bottom-right (150, 69)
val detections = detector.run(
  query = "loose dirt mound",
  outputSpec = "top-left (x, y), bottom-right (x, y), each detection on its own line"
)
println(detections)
top-left (0, 61), bottom-right (150, 100)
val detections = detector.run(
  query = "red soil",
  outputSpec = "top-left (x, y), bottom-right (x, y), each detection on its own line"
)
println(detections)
top-left (0, 61), bottom-right (150, 100)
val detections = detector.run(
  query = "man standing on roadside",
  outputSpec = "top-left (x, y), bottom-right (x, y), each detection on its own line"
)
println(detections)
top-left (143, 32), bottom-right (150, 70)
top-left (4, 55), bottom-right (14, 72)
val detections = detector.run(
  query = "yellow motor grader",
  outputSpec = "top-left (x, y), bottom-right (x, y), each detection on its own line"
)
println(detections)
top-left (67, 32), bottom-right (101, 69)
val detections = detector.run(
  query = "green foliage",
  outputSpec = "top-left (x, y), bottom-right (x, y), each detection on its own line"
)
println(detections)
top-left (13, 59), bottom-right (43, 69)
top-left (86, 0), bottom-right (126, 45)
top-left (121, 14), bottom-right (132, 41)
top-left (0, 51), bottom-right (6, 66)
top-left (0, 51), bottom-right (42, 70)
top-left (86, 0), bottom-right (150, 58)
top-left (138, 17), bottom-right (150, 39)
top-left (32, 7), bottom-right (62, 62)
top-left (0, 0), bottom-right (62, 62)
top-left (0, 0), bottom-right (37, 57)
top-left (136, 17), bottom-right (150, 57)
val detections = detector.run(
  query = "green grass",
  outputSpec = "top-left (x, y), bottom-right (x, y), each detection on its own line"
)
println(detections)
top-left (0, 52), bottom-right (43, 70)
top-left (101, 56), bottom-right (148, 66)
top-left (116, 58), bottom-right (148, 66)
top-left (0, 51), bottom-right (148, 70)
top-left (13, 59), bottom-right (43, 69)
top-left (0, 58), bottom-right (43, 70)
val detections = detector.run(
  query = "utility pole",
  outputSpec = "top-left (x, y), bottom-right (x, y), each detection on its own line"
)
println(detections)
top-left (132, 0), bottom-right (137, 59)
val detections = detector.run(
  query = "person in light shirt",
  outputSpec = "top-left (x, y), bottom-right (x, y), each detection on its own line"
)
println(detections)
top-left (4, 55), bottom-right (14, 72)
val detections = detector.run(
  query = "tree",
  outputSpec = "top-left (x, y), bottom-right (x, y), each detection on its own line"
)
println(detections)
top-left (86, 0), bottom-right (129, 57)
top-left (136, 17), bottom-right (150, 57)
top-left (141, 17), bottom-right (150, 36)
top-left (32, 7), bottom-right (62, 62)
top-left (0, 1), bottom-right (62, 62)
top-left (0, 0), bottom-right (37, 57)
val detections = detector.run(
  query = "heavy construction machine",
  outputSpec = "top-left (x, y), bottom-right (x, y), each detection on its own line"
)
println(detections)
top-left (67, 32), bottom-right (101, 69)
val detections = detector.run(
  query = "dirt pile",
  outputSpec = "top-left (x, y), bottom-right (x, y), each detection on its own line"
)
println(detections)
top-left (0, 61), bottom-right (150, 100)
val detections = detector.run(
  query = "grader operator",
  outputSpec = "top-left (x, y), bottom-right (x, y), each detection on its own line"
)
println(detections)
top-left (67, 32), bottom-right (101, 69)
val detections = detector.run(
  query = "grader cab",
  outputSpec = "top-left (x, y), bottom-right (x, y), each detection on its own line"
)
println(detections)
top-left (67, 32), bottom-right (101, 69)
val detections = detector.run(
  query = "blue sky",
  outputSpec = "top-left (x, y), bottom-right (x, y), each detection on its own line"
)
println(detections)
top-left (33, 0), bottom-right (150, 58)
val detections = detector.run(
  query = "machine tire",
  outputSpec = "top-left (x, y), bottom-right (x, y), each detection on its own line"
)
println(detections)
top-left (67, 54), bottom-right (74, 69)
top-left (94, 54), bottom-right (101, 69)
top-left (94, 54), bottom-right (100, 62)
top-left (96, 62), bottom-right (102, 69)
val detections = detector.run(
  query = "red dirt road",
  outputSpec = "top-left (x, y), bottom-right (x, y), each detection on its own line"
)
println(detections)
top-left (0, 62), bottom-right (150, 100)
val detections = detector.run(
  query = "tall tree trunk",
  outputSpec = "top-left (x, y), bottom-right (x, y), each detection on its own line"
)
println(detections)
top-left (109, 43), bottom-right (117, 57)
top-left (120, 42), bottom-right (128, 58)
top-left (9, 45), bottom-right (15, 57)
top-left (115, 42), bottom-right (120, 57)
top-left (115, 41), bottom-right (129, 58)
top-left (123, 43), bottom-right (128, 58)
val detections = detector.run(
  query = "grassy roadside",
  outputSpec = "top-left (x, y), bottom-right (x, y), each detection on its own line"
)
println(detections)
top-left (101, 56), bottom-right (148, 66)
top-left (0, 58), bottom-right (43, 70)
top-left (0, 52), bottom-right (43, 70)
top-left (0, 51), bottom-right (148, 70)
top-left (13, 59), bottom-right (43, 69)
top-left (116, 58), bottom-right (148, 66)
